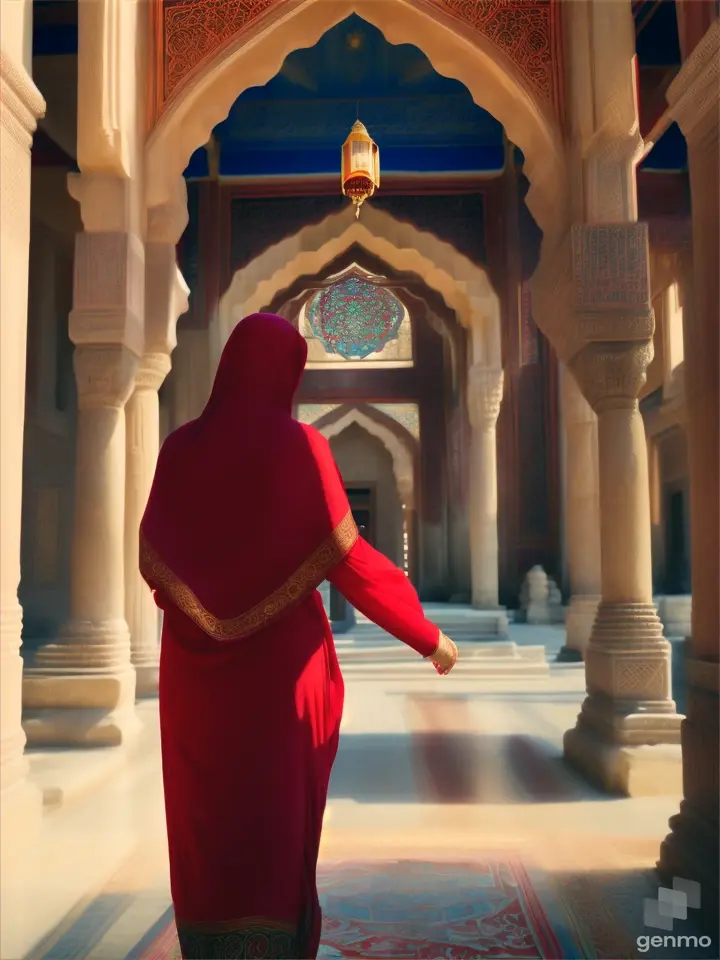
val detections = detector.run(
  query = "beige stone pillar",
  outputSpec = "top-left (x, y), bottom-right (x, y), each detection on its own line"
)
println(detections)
top-left (563, 223), bottom-right (682, 796)
top-left (659, 21), bottom-right (719, 912)
top-left (557, 364), bottom-right (601, 661)
top-left (124, 353), bottom-right (170, 695)
top-left (0, 48), bottom-right (45, 862)
top-left (125, 228), bottom-right (188, 696)
top-left (467, 364), bottom-right (504, 609)
top-left (23, 177), bottom-right (144, 746)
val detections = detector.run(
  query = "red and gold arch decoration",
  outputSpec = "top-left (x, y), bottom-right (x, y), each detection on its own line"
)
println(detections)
top-left (149, 0), bottom-right (563, 129)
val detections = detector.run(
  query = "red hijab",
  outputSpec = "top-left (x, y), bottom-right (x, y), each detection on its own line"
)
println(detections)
top-left (140, 313), bottom-right (357, 641)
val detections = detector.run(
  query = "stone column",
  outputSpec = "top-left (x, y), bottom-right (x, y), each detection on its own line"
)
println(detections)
top-left (467, 364), bottom-right (504, 609)
top-left (23, 182), bottom-right (145, 747)
top-left (124, 353), bottom-right (170, 695)
top-left (557, 364), bottom-right (601, 661)
top-left (563, 223), bottom-right (682, 796)
top-left (0, 49), bottom-right (45, 861)
top-left (125, 231), bottom-right (188, 696)
top-left (659, 21), bottom-right (719, 911)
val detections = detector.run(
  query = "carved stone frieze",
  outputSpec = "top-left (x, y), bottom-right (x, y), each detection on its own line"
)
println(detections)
top-left (70, 231), bottom-right (145, 357)
top-left (467, 364), bottom-right (504, 430)
top-left (152, 0), bottom-right (561, 122)
top-left (571, 223), bottom-right (654, 339)
top-left (73, 345), bottom-right (139, 410)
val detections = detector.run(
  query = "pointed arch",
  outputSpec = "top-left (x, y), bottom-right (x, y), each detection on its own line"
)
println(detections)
top-left (216, 204), bottom-right (500, 369)
top-left (146, 0), bottom-right (566, 242)
top-left (316, 404), bottom-right (417, 508)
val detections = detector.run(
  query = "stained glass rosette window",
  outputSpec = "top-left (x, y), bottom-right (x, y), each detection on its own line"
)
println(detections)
top-left (306, 277), bottom-right (404, 360)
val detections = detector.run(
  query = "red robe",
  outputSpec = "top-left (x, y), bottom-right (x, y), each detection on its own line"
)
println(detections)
top-left (140, 314), bottom-right (441, 959)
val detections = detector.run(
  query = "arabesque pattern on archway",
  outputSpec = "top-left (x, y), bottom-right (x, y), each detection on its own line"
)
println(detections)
top-left (215, 205), bottom-right (501, 370)
top-left (145, 0), bottom-right (567, 244)
top-left (152, 0), bottom-right (563, 118)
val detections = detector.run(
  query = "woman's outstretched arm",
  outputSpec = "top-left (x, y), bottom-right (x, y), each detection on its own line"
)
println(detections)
top-left (327, 536), bottom-right (457, 673)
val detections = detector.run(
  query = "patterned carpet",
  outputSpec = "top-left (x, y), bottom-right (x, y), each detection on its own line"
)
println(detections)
top-left (117, 858), bottom-right (594, 960)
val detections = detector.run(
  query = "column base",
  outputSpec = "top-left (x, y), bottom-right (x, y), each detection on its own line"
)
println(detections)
top-left (658, 802), bottom-right (719, 932)
top-left (0, 778), bottom-right (44, 872)
top-left (23, 621), bottom-right (139, 747)
top-left (557, 595), bottom-right (600, 662)
top-left (564, 711), bottom-right (683, 796)
top-left (22, 668), bottom-right (140, 747)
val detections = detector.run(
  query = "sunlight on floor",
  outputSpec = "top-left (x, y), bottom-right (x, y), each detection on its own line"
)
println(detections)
top-left (3, 625), bottom-right (683, 960)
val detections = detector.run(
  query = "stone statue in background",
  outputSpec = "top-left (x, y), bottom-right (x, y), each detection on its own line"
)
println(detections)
top-left (517, 566), bottom-right (564, 624)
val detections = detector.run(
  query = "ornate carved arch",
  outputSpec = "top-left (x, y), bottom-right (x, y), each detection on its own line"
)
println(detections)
top-left (314, 403), bottom-right (417, 508)
top-left (216, 205), bottom-right (500, 370)
top-left (146, 0), bottom-right (566, 242)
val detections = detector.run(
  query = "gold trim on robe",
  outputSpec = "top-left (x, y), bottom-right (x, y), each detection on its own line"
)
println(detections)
top-left (139, 511), bottom-right (358, 641)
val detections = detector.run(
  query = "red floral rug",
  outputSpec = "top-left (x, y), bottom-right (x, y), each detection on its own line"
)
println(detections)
top-left (124, 858), bottom-right (594, 959)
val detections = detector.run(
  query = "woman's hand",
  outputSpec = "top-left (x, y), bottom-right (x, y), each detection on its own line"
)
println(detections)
top-left (430, 632), bottom-right (458, 675)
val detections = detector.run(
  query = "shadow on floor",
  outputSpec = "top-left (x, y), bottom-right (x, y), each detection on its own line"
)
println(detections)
top-left (329, 731), bottom-right (615, 804)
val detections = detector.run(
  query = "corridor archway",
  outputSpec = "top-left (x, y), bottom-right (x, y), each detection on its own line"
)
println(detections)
top-left (216, 205), bottom-right (500, 371)
top-left (146, 0), bottom-right (566, 244)
top-left (318, 404), bottom-right (416, 510)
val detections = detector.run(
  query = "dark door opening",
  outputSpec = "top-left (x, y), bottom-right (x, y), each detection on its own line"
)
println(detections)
top-left (346, 486), bottom-right (375, 546)
top-left (665, 489), bottom-right (690, 594)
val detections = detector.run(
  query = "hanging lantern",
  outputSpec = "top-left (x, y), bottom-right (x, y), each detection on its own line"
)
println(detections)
top-left (341, 120), bottom-right (380, 218)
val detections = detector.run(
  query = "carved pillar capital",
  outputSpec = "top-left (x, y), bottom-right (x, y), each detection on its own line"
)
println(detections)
top-left (571, 341), bottom-right (654, 412)
top-left (667, 21), bottom-right (719, 149)
top-left (135, 352), bottom-right (171, 393)
top-left (467, 365), bottom-right (504, 430)
top-left (569, 222), bottom-right (655, 411)
top-left (73, 344), bottom-right (138, 410)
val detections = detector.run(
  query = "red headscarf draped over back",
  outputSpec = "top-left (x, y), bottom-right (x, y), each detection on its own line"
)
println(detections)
top-left (140, 313), bottom-right (357, 641)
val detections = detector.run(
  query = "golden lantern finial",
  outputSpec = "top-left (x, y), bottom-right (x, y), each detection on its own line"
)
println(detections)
top-left (341, 119), bottom-right (380, 218)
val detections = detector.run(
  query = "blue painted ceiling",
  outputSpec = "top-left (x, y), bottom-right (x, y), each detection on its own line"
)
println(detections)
top-left (185, 15), bottom-right (506, 179)
top-left (26, 3), bottom-right (685, 178)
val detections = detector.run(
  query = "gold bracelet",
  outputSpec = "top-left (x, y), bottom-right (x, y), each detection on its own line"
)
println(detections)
top-left (425, 631), bottom-right (457, 671)
top-left (425, 628), bottom-right (443, 660)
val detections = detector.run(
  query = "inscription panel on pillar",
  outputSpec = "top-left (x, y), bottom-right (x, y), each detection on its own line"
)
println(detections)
top-left (571, 223), bottom-right (654, 342)
top-left (71, 232), bottom-right (145, 354)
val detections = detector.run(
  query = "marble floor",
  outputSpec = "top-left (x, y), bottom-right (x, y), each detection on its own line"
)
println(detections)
top-left (2, 621), bottom-right (687, 960)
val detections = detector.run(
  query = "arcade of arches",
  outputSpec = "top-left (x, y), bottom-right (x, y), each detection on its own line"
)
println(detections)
top-left (1, 0), bottom-right (718, 950)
